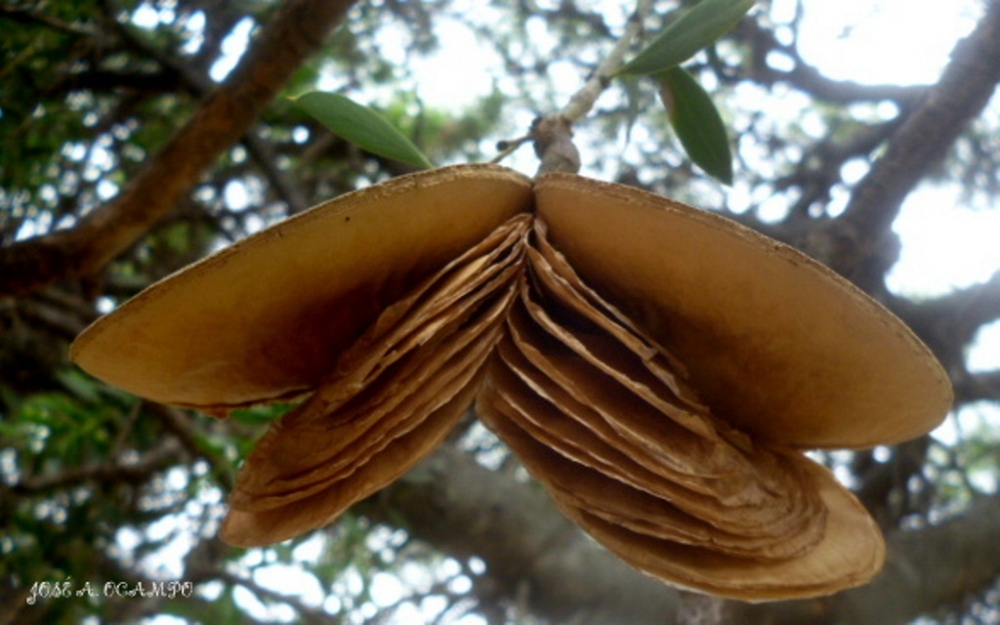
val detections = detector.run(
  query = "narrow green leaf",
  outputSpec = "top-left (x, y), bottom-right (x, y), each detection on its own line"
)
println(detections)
top-left (617, 0), bottom-right (755, 76)
top-left (658, 67), bottom-right (733, 184)
top-left (620, 74), bottom-right (644, 146)
top-left (295, 91), bottom-right (434, 169)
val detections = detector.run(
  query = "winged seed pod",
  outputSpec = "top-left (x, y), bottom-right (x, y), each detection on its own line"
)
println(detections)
top-left (70, 163), bottom-right (952, 601)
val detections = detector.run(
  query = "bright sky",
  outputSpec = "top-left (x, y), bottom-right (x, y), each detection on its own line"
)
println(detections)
top-left (793, 0), bottom-right (981, 84)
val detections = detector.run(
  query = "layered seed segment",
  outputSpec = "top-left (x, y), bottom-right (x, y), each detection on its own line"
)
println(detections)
top-left (565, 457), bottom-right (884, 601)
top-left (221, 214), bottom-right (532, 547)
top-left (476, 217), bottom-right (884, 599)
top-left (533, 174), bottom-right (950, 449)
top-left (70, 165), bottom-right (535, 411)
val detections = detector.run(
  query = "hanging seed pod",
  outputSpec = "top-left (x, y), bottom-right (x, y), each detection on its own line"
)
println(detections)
top-left (71, 164), bottom-right (951, 601)
top-left (222, 214), bottom-right (531, 545)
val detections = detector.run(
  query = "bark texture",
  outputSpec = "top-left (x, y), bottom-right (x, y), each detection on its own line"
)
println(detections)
top-left (808, 0), bottom-right (1000, 290)
top-left (0, 0), bottom-right (358, 298)
top-left (367, 443), bottom-right (1000, 625)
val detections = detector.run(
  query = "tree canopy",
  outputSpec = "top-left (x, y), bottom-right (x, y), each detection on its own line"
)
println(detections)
top-left (2, 1), bottom-right (1000, 624)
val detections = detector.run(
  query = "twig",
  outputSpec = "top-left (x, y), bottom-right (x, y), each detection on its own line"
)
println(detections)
top-left (560, 0), bottom-right (653, 122)
top-left (489, 136), bottom-right (532, 165)
top-left (494, 0), bottom-right (653, 170)
top-left (243, 133), bottom-right (311, 215)
top-left (213, 568), bottom-right (340, 625)
top-left (113, 7), bottom-right (313, 217)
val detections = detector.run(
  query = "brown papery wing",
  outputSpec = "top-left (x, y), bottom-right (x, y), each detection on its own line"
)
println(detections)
top-left (534, 174), bottom-right (950, 449)
top-left (478, 395), bottom-right (824, 561)
top-left (564, 459), bottom-right (884, 601)
top-left (485, 334), bottom-right (821, 548)
top-left (529, 221), bottom-right (822, 522)
top-left (220, 214), bottom-right (530, 547)
top-left (473, 217), bottom-right (890, 600)
top-left (71, 165), bottom-right (533, 410)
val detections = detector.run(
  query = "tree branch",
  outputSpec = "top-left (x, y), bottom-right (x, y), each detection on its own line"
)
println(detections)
top-left (954, 369), bottom-right (1000, 405)
top-left (149, 403), bottom-right (236, 491)
top-left (115, 12), bottom-right (313, 217)
top-left (889, 269), bottom-right (1000, 376)
top-left (742, 18), bottom-right (924, 107)
top-left (0, 2), bottom-right (100, 38)
top-left (9, 439), bottom-right (183, 493)
top-left (243, 132), bottom-right (312, 215)
top-left (359, 443), bottom-right (678, 625)
top-left (820, 1), bottom-right (1000, 288)
top-left (559, 0), bottom-right (653, 122)
top-left (0, 0), bottom-right (358, 299)
top-left (364, 441), bottom-right (1000, 625)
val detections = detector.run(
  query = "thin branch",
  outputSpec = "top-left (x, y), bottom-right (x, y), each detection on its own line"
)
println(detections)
top-left (0, 2), bottom-right (101, 37)
top-left (4, 291), bottom-right (92, 341)
top-left (42, 69), bottom-right (184, 96)
top-left (363, 439), bottom-right (1000, 625)
top-left (741, 18), bottom-right (924, 107)
top-left (359, 443), bottom-right (678, 625)
top-left (10, 439), bottom-right (183, 493)
top-left (889, 269), bottom-right (1000, 370)
top-left (0, 0), bottom-right (359, 299)
top-left (731, 493), bottom-right (1000, 625)
top-left (560, 0), bottom-right (653, 122)
top-left (490, 135), bottom-right (532, 164)
top-left (113, 18), bottom-right (312, 217)
top-left (953, 369), bottom-right (1000, 405)
top-left (521, 0), bottom-right (653, 173)
top-left (243, 133), bottom-right (311, 215)
top-left (213, 568), bottom-right (341, 625)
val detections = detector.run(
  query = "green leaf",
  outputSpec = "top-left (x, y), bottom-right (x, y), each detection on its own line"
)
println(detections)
top-left (616, 0), bottom-right (756, 76)
top-left (620, 74), bottom-right (644, 146)
top-left (658, 67), bottom-right (733, 184)
top-left (230, 403), bottom-right (292, 424)
top-left (295, 91), bottom-right (434, 169)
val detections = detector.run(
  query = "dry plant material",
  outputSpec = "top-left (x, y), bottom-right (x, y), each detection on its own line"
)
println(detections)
top-left (72, 164), bottom-right (952, 601)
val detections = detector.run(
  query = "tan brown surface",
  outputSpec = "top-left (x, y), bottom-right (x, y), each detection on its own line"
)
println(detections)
top-left (71, 164), bottom-right (949, 599)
